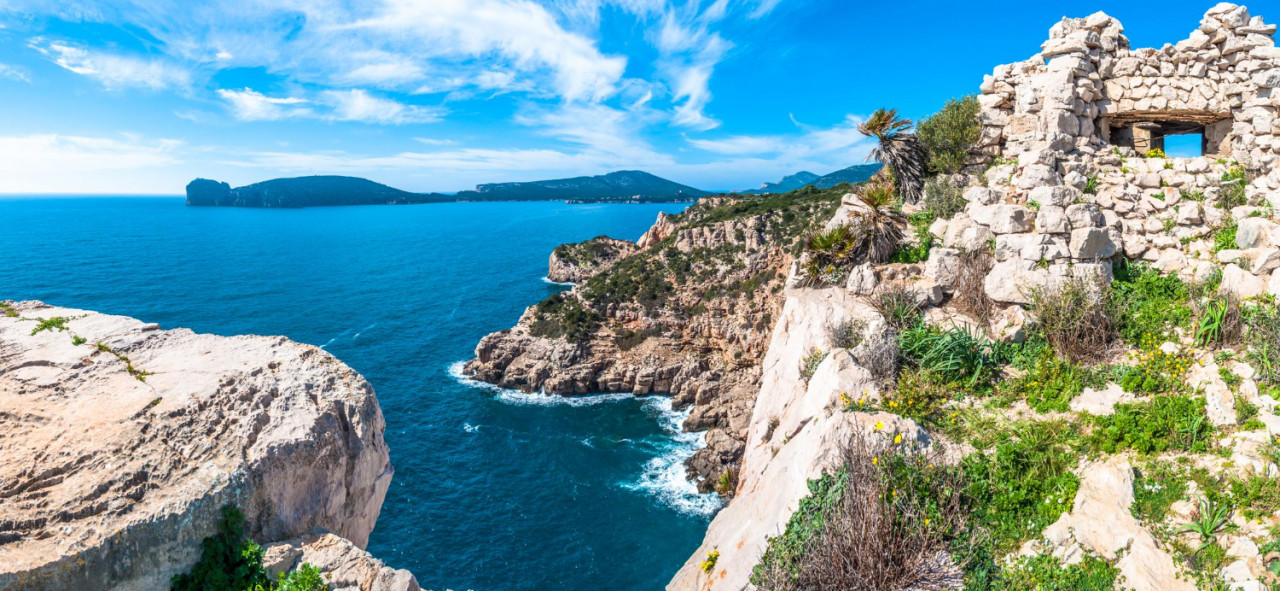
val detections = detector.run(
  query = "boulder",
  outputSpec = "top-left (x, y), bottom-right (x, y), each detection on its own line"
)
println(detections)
top-left (1029, 185), bottom-right (1080, 207)
top-left (1035, 458), bottom-right (1195, 591)
top-left (971, 204), bottom-right (1035, 234)
top-left (845, 263), bottom-right (878, 295)
top-left (984, 260), bottom-right (1047, 305)
top-left (1069, 227), bottom-right (1118, 259)
top-left (1237, 218), bottom-right (1280, 249)
top-left (0, 302), bottom-right (396, 589)
top-left (943, 217), bottom-right (997, 251)
top-left (923, 248), bottom-right (961, 291)
top-left (1221, 264), bottom-right (1266, 299)
top-left (1036, 205), bottom-right (1070, 233)
top-left (1066, 203), bottom-right (1104, 229)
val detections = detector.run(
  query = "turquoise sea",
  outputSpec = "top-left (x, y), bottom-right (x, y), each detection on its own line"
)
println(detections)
top-left (0, 197), bottom-right (717, 591)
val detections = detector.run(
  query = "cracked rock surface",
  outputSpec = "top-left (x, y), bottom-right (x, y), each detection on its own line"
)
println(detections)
top-left (0, 300), bottom-right (394, 590)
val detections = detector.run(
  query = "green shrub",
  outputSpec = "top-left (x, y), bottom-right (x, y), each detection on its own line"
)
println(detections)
top-left (30, 316), bottom-right (71, 336)
top-left (1212, 222), bottom-right (1238, 253)
top-left (890, 211), bottom-right (935, 264)
top-left (582, 256), bottom-right (674, 312)
top-left (527, 293), bottom-right (600, 344)
top-left (885, 368), bottom-right (959, 427)
top-left (899, 324), bottom-right (999, 389)
top-left (1089, 394), bottom-right (1213, 454)
top-left (1230, 475), bottom-right (1280, 520)
top-left (1219, 163), bottom-right (1249, 209)
top-left (962, 426), bottom-right (1080, 554)
top-left (989, 553), bottom-right (1119, 591)
top-left (172, 506), bottom-right (325, 591)
top-left (1246, 300), bottom-right (1280, 384)
top-left (1118, 346), bottom-right (1191, 395)
top-left (999, 352), bottom-right (1086, 413)
top-left (1083, 174), bottom-right (1098, 195)
top-left (922, 175), bottom-right (967, 219)
top-left (799, 347), bottom-right (828, 381)
top-left (614, 326), bottom-right (662, 351)
top-left (1131, 461), bottom-right (1187, 523)
top-left (1111, 261), bottom-right (1192, 346)
top-left (0, 302), bottom-right (16, 317)
top-left (918, 95), bottom-right (980, 175)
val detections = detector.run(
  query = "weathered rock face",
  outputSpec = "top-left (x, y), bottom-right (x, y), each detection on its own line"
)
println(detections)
top-left (667, 289), bottom-right (930, 590)
top-left (0, 301), bottom-right (396, 590)
top-left (264, 533), bottom-right (420, 591)
top-left (546, 236), bottom-right (639, 283)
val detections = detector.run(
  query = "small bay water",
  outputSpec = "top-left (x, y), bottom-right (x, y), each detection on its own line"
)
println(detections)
top-left (0, 197), bottom-right (717, 590)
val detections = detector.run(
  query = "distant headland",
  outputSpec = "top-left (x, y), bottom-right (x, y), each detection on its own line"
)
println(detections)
top-left (185, 165), bottom-right (881, 208)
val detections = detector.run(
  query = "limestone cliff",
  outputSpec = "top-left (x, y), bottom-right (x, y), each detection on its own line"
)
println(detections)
top-left (0, 301), bottom-right (407, 589)
top-left (466, 189), bottom-right (848, 490)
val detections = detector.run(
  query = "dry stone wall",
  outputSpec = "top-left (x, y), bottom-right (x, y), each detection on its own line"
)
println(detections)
top-left (930, 4), bottom-right (1280, 309)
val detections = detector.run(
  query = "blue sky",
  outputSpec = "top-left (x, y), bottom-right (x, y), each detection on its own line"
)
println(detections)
top-left (0, 0), bottom-right (1247, 194)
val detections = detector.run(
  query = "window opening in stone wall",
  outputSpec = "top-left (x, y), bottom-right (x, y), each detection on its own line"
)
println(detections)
top-left (1164, 133), bottom-right (1203, 158)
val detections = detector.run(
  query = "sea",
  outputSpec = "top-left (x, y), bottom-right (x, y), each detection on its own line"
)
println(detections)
top-left (0, 197), bottom-right (720, 591)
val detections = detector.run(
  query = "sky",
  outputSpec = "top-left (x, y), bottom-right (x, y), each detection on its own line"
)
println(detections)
top-left (0, 0), bottom-right (1253, 195)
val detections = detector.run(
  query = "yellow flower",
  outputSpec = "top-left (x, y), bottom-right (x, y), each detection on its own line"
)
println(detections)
top-left (874, 420), bottom-right (884, 431)
top-left (894, 433), bottom-right (903, 445)
top-left (871, 456), bottom-right (878, 465)
top-left (925, 518), bottom-right (930, 525)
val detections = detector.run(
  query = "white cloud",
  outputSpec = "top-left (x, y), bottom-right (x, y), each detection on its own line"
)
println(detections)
top-left (651, 5), bottom-right (735, 130)
top-left (0, 63), bottom-right (29, 82)
top-left (0, 133), bottom-right (183, 193)
top-left (216, 88), bottom-right (311, 121)
top-left (687, 134), bottom-right (782, 155)
top-left (28, 38), bottom-right (189, 90)
top-left (320, 89), bottom-right (444, 124)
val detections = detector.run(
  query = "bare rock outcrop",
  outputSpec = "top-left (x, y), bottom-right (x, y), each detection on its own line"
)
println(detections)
top-left (264, 533), bottom-right (420, 591)
top-left (546, 236), bottom-right (639, 283)
top-left (0, 301), bottom-right (396, 589)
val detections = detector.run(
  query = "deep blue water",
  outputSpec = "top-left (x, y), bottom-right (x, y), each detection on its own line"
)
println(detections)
top-left (0, 197), bottom-right (718, 591)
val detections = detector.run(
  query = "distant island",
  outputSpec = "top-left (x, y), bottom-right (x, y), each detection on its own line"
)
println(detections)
top-left (186, 171), bottom-right (708, 208)
top-left (185, 165), bottom-right (880, 208)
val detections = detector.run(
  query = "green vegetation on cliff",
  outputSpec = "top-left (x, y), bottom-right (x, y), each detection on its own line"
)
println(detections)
top-left (171, 506), bottom-right (324, 591)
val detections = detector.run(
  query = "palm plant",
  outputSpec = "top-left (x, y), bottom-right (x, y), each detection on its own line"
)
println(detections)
top-left (849, 181), bottom-right (906, 264)
top-left (858, 108), bottom-right (928, 204)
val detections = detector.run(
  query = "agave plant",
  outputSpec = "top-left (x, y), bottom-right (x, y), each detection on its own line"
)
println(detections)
top-left (1180, 497), bottom-right (1232, 552)
top-left (858, 108), bottom-right (928, 205)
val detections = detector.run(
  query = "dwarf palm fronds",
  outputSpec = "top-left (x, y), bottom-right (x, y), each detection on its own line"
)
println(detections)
top-left (849, 183), bottom-right (906, 264)
top-left (859, 108), bottom-right (928, 205)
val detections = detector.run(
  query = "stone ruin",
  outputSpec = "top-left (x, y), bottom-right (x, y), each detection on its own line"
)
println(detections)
top-left (909, 3), bottom-right (1280, 319)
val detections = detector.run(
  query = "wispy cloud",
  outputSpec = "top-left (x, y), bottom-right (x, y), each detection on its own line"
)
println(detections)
top-left (321, 89), bottom-right (444, 124)
top-left (28, 38), bottom-right (189, 90)
top-left (0, 63), bottom-right (29, 82)
top-left (216, 87), bottom-right (442, 125)
top-left (216, 88), bottom-right (311, 121)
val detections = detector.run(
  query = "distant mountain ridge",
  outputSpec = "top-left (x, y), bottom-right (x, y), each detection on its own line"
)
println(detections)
top-left (186, 171), bottom-right (708, 208)
top-left (743, 171), bottom-right (820, 194)
top-left (742, 164), bottom-right (881, 194)
top-left (465, 170), bottom-right (709, 202)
